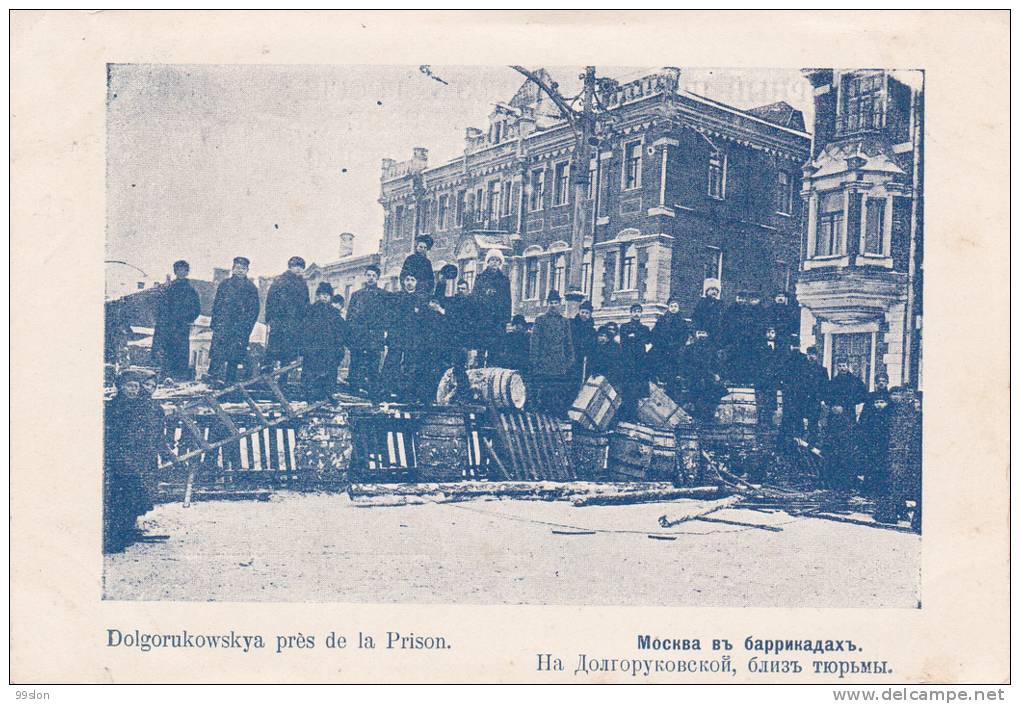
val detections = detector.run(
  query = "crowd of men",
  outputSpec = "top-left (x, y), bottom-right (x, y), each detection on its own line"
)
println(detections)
top-left (145, 233), bottom-right (918, 510)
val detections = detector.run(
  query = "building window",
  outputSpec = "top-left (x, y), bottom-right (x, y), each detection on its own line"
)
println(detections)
top-left (419, 199), bottom-right (432, 233)
top-left (394, 205), bottom-right (404, 237)
top-left (580, 248), bottom-right (592, 296)
top-left (456, 191), bottom-right (466, 227)
top-left (587, 163), bottom-right (597, 201)
top-left (524, 258), bottom-right (539, 299)
top-left (620, 244), bottom-right (636, 289)
top-left (529, 168), bottom-right (545, 212)
top-left (487, 181), bottom-right (501, 221)
top-left (474, 187), bottom-right (484, 223)
top-left (551, 253), bottom-right (566, 293)
top-left (554, 162), bottom-right (570, 206)
top-left (842, 72), bottom-right (884, 134)
top-left (437, 194), bottom-right (450, 231)
top-left (863, 197), bottom-right (886, 255)
top-left (502, 180), bottom-right (514, 216)
top-left (815, 191), bottom-right (845, 257)
top-left (623, 141), bottom-right (642, 190)
top-left (776, 171), bottom-right (794, 215)
top-left (703, 247), bottom-right (723, 283)
top-left (708, 151), bottom-right (727, 199)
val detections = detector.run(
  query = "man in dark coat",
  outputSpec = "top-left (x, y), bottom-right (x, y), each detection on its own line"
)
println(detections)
top-left (104, 369), bottom-right (163, 553)
top-left (152, 260), bottom-right (201, 381)
top-left (569, 300), bottom-right (597, 390)
top-left (828, 360), bottom-right (869, 420)
top-left (495, 314), bottom-right (530, 376)
top-left (780, 345), bottom-right (821, 440)
top-left (382, 272), bottom-right (430, 403)
top-left (618, 303), bottom-right (652, 420)
top-left (472, 249), bottom-right (513, 363)
top-left (678, 329), bottom-right (727, 423)
top-left (265, 256), bottom-right (310, 373)
top-left (691, 279), bottom-right (723, 340)
top-left (819, 400), bottom-right (855, 491)
top-left (754, 326), bottom-right (786, 427)
top-left (208, 257), bottom-right (260, 385)
top-left (767, 291), bottom-right (800, 351)
top-left (589, 324), bottom-right (624, 392)
top-left (721, 291), bottom-right (761, 384)
top-left (347, 264), bottom-right (389, 399)
top-left (400, 235), bottom-right (435, 303)
top-left (528, 290), bottom-right (575, 415)
top-left (856, 373), bottom-right (893, 498)
top-left (442, 279), bottom-right (482, 362)
top-left (650, 296), bottom-right (690, 385)
top-left (301, 282), bottom-right (349, 401)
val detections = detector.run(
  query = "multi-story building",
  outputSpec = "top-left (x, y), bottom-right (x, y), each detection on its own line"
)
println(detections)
top-left (377, 68), bottom-right (811, 324)
top-left (797, 69), bottom-right (923, 390)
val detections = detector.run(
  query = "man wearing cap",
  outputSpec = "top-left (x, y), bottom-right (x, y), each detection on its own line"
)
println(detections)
top-left (265, 256), bottom-right (310, 375)
top-left (619, 303), bottom-right (653, 419)
top-left (781, 344), bottom-right (829, 441)
top-left (382, 272), bottom-right (431, 402)
top-left (472, 249), bottom-right (512, 364)
top-left (570, 300), bottom-right (596, 390)
top-left (208, 257), bottom-right (260, 385)
top-left (301, 282), bottom-right (349, 401)
top-left (152, 259), bottom-right (201, 381)
top-left (401, 235), bottom-right (436, 303)
top-left (767, 291), bottom-right (800, 350)
top-left (529, 290), bottom-right (575, 415)
top-left (347, 264), bottom-right (388, 399)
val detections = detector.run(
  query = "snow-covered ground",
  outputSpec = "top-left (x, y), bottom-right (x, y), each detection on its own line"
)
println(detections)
top-left (103, 492), bottom-right (920, 607)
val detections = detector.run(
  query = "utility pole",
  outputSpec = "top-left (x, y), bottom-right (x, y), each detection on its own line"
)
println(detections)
top-left (509, 65), bottom-right (600, 307)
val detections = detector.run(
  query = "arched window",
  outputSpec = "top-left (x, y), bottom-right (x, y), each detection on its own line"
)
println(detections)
top-left (551, 253), bottom-right (566, 293)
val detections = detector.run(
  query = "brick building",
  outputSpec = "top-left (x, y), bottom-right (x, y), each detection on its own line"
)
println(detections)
top-left (796, 69), bottom-right (923, 390)
top-left (377, 68), bottom-right (811, 324)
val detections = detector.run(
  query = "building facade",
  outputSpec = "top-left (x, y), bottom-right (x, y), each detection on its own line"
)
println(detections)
top-left (377, 68), bottom-right (811, 325)
top-left (797, 69), bottom-right (923, 390)
top-left (303, 232), bottom-right (382, 306)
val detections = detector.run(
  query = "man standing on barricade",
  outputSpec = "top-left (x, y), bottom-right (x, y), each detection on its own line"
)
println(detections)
top-left (347, 264), bottom-right (389, 399)
top-left (618, 303), bottom-right (652, 420)
top-left (529, 290), bottom-right (575, 415)
top-left (692, 279), bottom-right (723, 340)
top-left (473, 249), bottom-right (512, 365)
top-left (400, 235), bottom-right (435, 304)
top-left (570, 300), bottom-right (596, 391)
top-left (650, 296), bottom-right (689, 387)
top-left (382, 272), bottom-right (428, 403)
top-left (207, 256), bottom-right (260, 386)
top-left (152, 259), bottom-right (201, 381)
top-left (265, 256), bottom-right (310, 377)
top-left (301, 282), bottom-right (349, 401)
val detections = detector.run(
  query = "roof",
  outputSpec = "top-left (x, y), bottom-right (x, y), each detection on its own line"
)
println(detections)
top-left (746, 101), bottom-right (807, 131)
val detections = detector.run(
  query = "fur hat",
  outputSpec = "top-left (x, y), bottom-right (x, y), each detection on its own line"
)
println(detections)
top-left (415, 234), bottom-right (434, 250)
top-left (547, 289), bottom-right (562, 304)
top-left (485, 248), bottom-right (505, 264)
top-left (439, 263), bottom-right (459, 279)
top-left (703, 278), bottom-right (721, 295)
top-left (579, 300), bottom-right (593, 312)
top-left (288, 256), bottom-right (306, 269)
top-left (315, 282), bottom-right (334, 297)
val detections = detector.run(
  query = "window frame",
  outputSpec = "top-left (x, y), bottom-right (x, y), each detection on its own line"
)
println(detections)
top-left (529, 168), bottom-right (546, 212)
top-left (776, 171), bottom-right (793, 215)
top-left (524, 257), bottom-right (540, 300)
top-left (622, 140), bottom-right (643, 191)
top-left (862, 196), bottom-right (887, 256)
top-left (708, 151), bottom-right (727, 200)
top-left (553, 161), bottom-right (571, 206)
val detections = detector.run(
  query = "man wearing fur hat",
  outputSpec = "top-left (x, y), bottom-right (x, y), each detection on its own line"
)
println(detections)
top-left (692, 279), bottom-right (723, 340)
top-left (265, 256), bottom-right (311, 374)
top-left (400, 235), bottom-right (436, 303)
top-left (472, 248), bottom-right (512, 364)
top-left (301, 282), bottom-right (349, 401)
top-left (570, 300), bottom-right (597, 390)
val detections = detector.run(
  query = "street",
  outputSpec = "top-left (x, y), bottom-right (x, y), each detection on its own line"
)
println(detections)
top-left (104, 492), bottom-right (921, 607)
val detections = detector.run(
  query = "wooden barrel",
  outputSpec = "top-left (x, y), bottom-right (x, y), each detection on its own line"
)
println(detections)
top-left (637, 382), bottom-right (693, 429)
top-left (608, 421), bottom-right (677, 482)
top-left (713, 387), bottom-right (758, 425)
top-left (435, 367), bottom-right (526, 409)
top-left (415, 409), bottom-right (470, 481)
top-left (568, 375), bottom-right (622, 432)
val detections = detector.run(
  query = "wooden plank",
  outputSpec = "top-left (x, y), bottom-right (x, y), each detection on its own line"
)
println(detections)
top-left (524, 413), bottom-right (552, 480)
top-left (513, 412), bottom-right (541, 480)
top-left (202, 393), bottom-right (239, 436)
top-left (543, 415), bottom-right (574, 481)
top-left (498, 411), bottom-right (527, 481)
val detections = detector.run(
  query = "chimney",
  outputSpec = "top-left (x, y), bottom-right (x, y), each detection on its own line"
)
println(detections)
top-left (412, 147), bottom-right (429, 163)
top-left (339, 232), bottom-right (355, 259)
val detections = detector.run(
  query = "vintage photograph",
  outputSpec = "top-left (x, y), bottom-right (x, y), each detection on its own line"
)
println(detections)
top-left (101, 63), bottom-right (924, 607)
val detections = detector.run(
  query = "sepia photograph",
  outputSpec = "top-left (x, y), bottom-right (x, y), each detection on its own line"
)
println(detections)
top-left (102, 62), bottom-right (924, 607)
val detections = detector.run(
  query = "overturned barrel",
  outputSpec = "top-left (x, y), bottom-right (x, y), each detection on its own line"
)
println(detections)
top-left (436, 366), bottom-right (526, 409)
